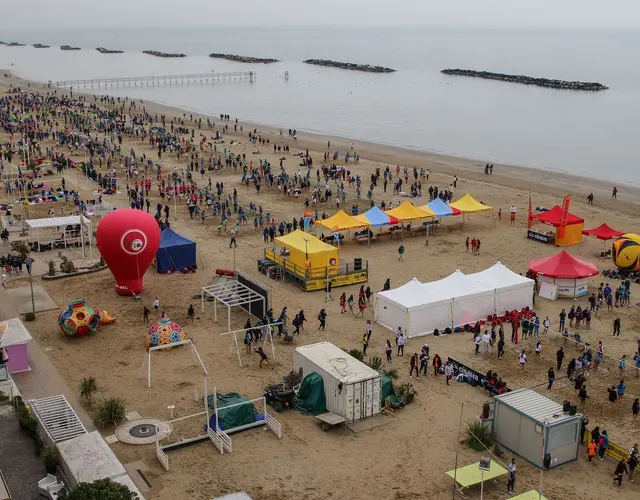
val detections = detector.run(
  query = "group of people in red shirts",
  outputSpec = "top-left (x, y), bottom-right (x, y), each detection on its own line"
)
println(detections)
top-left (465, 236), bottom-right (482, 255)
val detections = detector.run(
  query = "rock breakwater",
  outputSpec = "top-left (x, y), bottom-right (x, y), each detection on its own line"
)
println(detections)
top-left (96, 47), bottom-right (124, 54)
top-left (143, 50), bottom-right (186, 58)
top-left (61, 45), bottom-right (81, 51)
top-left (209, 53), bottom-right (278, 64)
top-left (6, 42), bottom-right (26, 47)
top-left (441, 69), bottom-right (608, 91)
top-left (33, 44), bottom-right (50, 48)
top-left (303, 59), bottom-right (395, 73)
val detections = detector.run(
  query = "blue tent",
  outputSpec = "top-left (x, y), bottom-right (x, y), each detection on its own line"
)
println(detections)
top-left (358, 206), bottom-right (398, 227)
top-left (156, 229), bottom-right (197, 273)
top-left (428, 197), bottom-right (460, 217)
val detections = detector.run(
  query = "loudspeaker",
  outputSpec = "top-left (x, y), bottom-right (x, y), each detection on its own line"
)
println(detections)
top-left (479, 457), bottom-right (491, 471)
top-left (569, 404), bottom-right (577, 416)
top-left (562, 400), bottom-right (571, 413)
top-left (353, 257), bottom-right (362, 271)
top-left (482, 402), bottom-right (490, 420)
top-left (543, 453), bottom-right (551, 470)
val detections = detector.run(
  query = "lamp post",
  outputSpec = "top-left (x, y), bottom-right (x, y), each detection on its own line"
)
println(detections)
top-left (478, 457), bottom-right (491, 500)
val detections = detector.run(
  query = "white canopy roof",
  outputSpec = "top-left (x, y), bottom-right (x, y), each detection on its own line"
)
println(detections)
top-left (377, 278), bottom-right (428, 309)
top-left (0, 318), bottom-right (33, 347)
top-left (428, 269), bottom-right (494, 298)
top-left (467, 262), bottom-right (534, 290)
top-left (26, 215), bottom-right (89, 229)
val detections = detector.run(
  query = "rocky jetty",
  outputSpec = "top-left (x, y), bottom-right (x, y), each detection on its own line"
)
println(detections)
top-left (33, 44), bottom-right (50, 49)
top-left (303, 59), bottom-right (395, 73)
top-left (209, 53), bottom-right (279, 64)
top-left (441, 69), bottom-right (608, 91)
top-left (60, 45), bottom-right (81, 51)
top-left (6, 42), bottom-right (26, 47)
top-left (96, 47), bottom-right (124, 54)
top-left (143, 50), bottom-right (186, 58)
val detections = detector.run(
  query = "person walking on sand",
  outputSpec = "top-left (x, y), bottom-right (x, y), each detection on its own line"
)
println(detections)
top-left (579, 385), bottom-right (589, 407)
top-left (559, 308), bottom-right (566, 331)
top-left (613, 318), bottom-right (621, 337)
top-left (482, 330), bottom-right (490, 354)
top-left (474, 333), bottom-right (481, 355)
top-left (385, 340), bottom-right (393, 362)
top-left (519, 350), bottom-right (527, 370)
top-left (497, 208), bottom-right (502, 223)
top-left (229, 229), bottom-right (237, 248)
top-left (509, 205), bottom-right (517, 226)
top-left (409, 353), bottom-right (420, 379)
top-left (398, 244), bottom-right (405, 261)
top-left (317, 308), bottom-right (327, 330)
top-left (613, 459), bottom-right (628, 488)
top-left (547, 367), bottom-right (555, 390)
top-left (497, 336), bottom-right (505, 359)
top-left (612, 186), bottom-right (618, 198)
top-left (543, 316), bottom-right (550, 335)
top-left (325, 280), bottom-right (334, 301)
top-left (507, 459), bottom-right (517, 493)
top-left (628, 446), bottom-right (638, 481)
top-left (444, 360), bottom-right (454, 385)
top-left (465, 236), bottom-right (470, 252)
top-left (397, 333), bottom-right (407, 356)
top-left (633, 398), bottom-right (639, 424)
top-left (143, 305), bottom-right (150, 324)
top-left (362, 333), bottom-right (369, 356)
top-left (255, 346), bottom-right (272, 368)
top-left (587, 440), bottom-right (596, 462)
top-left (556, 347), bottom-right (565, 371)
top-left (347, 295), bottom-right (355, 315)
top-left (598, 430), bottom-right (609, 459)
top-left (339, 292), bottom-right (346, 313)
top-left (433, 354), bottom-right (442, 376)
top-left (153, 297), bottom-right (160, 316)
top-left (187, 304), bottom-right (195, 324)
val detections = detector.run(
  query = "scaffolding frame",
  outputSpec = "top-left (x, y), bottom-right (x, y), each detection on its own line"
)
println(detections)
top-left (25, 215), bottom-right (92, 258)
top-left (140, 339), bottom-right (208, 388)
top-left (201, 279), bottom-right (266, 330)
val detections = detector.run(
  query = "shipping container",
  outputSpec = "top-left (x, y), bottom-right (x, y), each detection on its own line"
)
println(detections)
top-left (294, 342), bottom-right (381, 422)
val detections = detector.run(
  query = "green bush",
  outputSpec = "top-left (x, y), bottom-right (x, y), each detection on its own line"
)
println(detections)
top-left (57, 478), bottom-right (139, 499)
top-left (19, 413), bottom-right (38, 436)
top-left (367, 356), bottom-right (383, 370)
top-left (96, 397), bottom-right (126, 427)
top-left (79, 377), bottom-right (98, 405)
top-left (381, 367), bottom-right (399, 380)
top-left (466, 421), bottom-right (493, 451)
top-left (42, 443), bottom-right (59, 473)
top-left (347, 349), bottom-right (364, 361)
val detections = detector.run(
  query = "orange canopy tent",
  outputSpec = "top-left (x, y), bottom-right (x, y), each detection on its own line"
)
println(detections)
top-left (531, 205), bottom-right (584, 247)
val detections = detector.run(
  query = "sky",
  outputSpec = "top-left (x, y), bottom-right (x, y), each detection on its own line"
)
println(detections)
top-left (1, 0), bottom-right (638, 30)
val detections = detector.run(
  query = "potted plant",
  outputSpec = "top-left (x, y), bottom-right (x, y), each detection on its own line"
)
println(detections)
top-left (42, 443), bottom-right (59, 474)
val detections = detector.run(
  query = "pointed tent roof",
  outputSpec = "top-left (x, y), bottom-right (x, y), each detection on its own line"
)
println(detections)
top-left (417, 198), bottom-right (461, 217)
top-left (354, 206), bottom-right (398, 227)
top-left (582, 223), bottom-right (625, 240)
top-left (531, 205), bottom-right (583, 227)
top-left (385, 201), bottom-right (434, 221)
top-left (467, 262), bottom-right (534, 290)
top-left (276, 230), bottom-right (335, 254)
top-left (0, 318), bottom-right (33, 347)
top-left (449, 194), bottom-right (492, 213)
top-left (317, 210), bottom-right (370, 232)
top-left (528, 250), bottom-right (599, 279)
top-left (159, 228), bottom-right (195, 248)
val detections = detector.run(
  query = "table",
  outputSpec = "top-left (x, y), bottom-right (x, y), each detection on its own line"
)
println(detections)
top-left (446, 461), bottom-right (508, 498)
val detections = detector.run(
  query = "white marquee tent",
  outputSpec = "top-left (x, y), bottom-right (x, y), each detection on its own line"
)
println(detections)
top-left (375, 264), bottom-right (534, 338)
top-left (467, 262), bottom-right (534, 314)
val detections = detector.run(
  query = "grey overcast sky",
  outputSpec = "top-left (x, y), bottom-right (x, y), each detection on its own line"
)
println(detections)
top-left (1, 0), bottom-right (638, 29)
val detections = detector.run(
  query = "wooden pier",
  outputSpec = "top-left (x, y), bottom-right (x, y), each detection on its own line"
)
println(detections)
top-left (51, 71), bottom-right (255, 89)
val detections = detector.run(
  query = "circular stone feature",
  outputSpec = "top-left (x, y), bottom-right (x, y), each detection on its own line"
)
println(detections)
top-left (115, 418), bottom-right (173, 445)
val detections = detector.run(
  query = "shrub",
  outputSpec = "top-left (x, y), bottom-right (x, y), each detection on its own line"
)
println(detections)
top-left (466, 421), bottom-right (493, 451)
top-left (79, 377), bottom-right (98, 405)
top-left (347, 349), bottom-right (364, 361)
top-left (42, 443), bottom-right (59, 474)
top-left (381, 367), bottom-right (399, 380)
top-left (396, 382), bottom-right (416, 405)
top-left (367, 356), bottom-right (383, 370)
top-left (96, 397), bottom-right (126, 427)
top-left (57, 478), bottom-right (139, 500)
top-left (19, 413), bottom-right (38, 436)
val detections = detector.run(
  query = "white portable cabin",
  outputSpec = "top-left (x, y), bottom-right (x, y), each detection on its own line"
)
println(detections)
top-left (294, 342), bottom-right (381, 422)
top-left (493, 388), bottom-right (582, 469)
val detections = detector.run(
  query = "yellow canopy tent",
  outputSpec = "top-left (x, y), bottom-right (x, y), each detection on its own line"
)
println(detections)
top-left (317, 210), bottom-right (370, 232)
top-left (449, 194), bottom-right (492, 212)
top-left (275, 230), bottom-right (339, 278)
top-left (385, 201), bottom-right (435, 220)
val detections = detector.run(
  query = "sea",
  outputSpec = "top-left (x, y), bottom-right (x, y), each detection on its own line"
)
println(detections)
top-left (1, 27), bottom-right (639, 183)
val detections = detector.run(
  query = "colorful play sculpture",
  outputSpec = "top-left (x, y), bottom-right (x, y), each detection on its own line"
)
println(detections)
top-left (58, 300), bottom-right (102, 337)
top-left (145, 320), bottom-right (188, 351)
top-left (96, 209), bottom-right (161, 295)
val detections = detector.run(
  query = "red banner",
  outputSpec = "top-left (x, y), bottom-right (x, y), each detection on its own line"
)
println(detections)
top-left (558, 195), bottom-right (572, 239)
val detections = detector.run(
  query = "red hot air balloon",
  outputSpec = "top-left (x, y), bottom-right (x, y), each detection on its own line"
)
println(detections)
top-left (96, 209), bottom-right (161, 295)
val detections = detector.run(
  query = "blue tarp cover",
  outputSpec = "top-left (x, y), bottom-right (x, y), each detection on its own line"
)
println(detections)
top-left (156, 228), bottom-right (197, 272)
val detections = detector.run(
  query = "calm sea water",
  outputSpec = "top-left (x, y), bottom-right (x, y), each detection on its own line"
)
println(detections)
top-left (1, 27), bottom-right (639, 183)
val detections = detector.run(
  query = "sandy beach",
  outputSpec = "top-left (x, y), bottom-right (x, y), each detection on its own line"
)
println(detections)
top-left (1, 69), bottom-right (639, 500)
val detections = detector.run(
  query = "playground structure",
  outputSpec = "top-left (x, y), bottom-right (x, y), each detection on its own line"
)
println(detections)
top-left (140, 337), bottom-right (207, 388)
top-left (219, 323), bottom-right (279, 368)
top-left (155, 387), bottom-right (282, 471)
top-left (145, 319), bottom-right (189, 350)
top-left (58, 300), bottom-right (116, 337)
top-left (201, 275), bottom-right (269, 330)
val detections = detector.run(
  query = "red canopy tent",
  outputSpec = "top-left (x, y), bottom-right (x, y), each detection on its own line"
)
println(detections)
top-left (531, 206), bottom-right (584, 246)
top-left (528, 250), bottom-right (598, 298)
top-left (582, 223), bottom-right (625, 240)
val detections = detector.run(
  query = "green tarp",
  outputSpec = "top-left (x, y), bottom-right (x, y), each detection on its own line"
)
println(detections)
top-left (207, 392), bottom-right (257, 430)
top-left (295, 372), bottom-right (327, 415)
top-left (381, 374), bottom-right (402, 408)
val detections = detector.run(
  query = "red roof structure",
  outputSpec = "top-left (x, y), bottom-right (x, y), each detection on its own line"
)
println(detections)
top-left (582, 223), bottom-right (625, 240)
top-left (531, 205), bottom-right (584, 227)
top-left (528, 250), bottom-right (599, 278)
